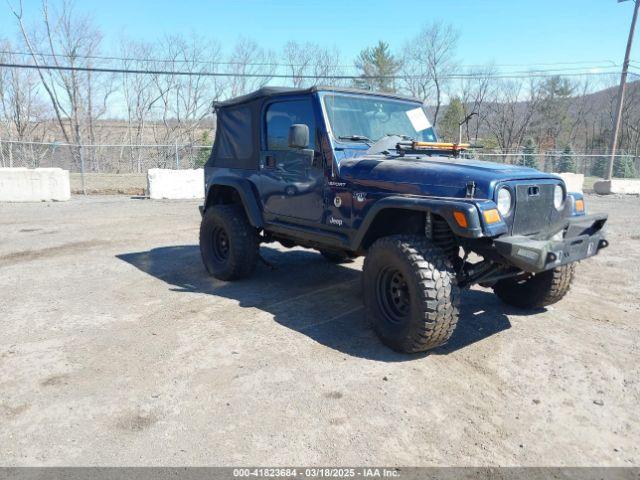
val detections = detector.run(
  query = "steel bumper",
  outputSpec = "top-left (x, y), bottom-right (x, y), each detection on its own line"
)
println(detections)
top-left (493, 213), bottom-right (608, 273)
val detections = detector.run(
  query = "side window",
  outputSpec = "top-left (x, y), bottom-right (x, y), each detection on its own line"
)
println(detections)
top-left (266, 99), bottom-right (316, 151)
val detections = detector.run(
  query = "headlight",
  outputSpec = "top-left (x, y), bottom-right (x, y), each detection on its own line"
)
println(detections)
top-left (497, 187), bottom-right (512, 216)
top-left (554, 185), bottom-right (564, 210)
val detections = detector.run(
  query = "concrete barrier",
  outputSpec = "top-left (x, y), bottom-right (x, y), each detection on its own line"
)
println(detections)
top-left (0, 168), bottom-right (70, 202)
top-left (147, 168), bottom-right (204, 200)
top-left (593, 179), bottom-right (640, 195)
top-left (558, 172), bottom-right (584, 194)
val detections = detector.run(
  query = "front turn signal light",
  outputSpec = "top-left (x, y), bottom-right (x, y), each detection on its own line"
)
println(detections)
top-left (575, 199), bottom-right (585, 213)
top-left (483, 209), bottom-right (502, 224)
top-left (453, 210), bottom-right (468, 228)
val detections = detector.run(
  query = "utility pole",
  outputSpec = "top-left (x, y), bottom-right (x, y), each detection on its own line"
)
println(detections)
top-left (607, 0), bottom-right (639, 180)
top-left (458, 112), bottom-right (477, 144)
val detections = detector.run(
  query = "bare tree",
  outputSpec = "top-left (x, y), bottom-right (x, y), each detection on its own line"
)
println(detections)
top-left (226, 38), bottom-right (276, 98)
top-left (173, 35), bottom-right (221, 144)
top-left (144, 34), bottom-right (222, 167)
top-left (482, 79), bottom-right (541, 155)
top-left (619, 79), bottom-right (640, 157)
top-left (402, 22), bottom-right (459, 125)
top-left (0, 39), bottom-right (54, 167)
top-left (118, 40), bottom-right (157, 172)
top-left (281, 42), bottom-right (344, 87)
top-left (8, 0), bottom-right (110, 172)
top-left (0, 42), bottom-right (48, 166)
top-left (565, 78), bottom-right (595, 148)
top-left (311, 46), bottom-right (344, 87)
top-left (147, 38), bottom-right (180, 162)
top-left (282, 41), bottom-right (314, 88)
top-left (458, 65), bottom-right (495, 143)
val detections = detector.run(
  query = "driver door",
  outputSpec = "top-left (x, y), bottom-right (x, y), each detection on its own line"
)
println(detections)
top-left (259, 98), bottom-right (324, 222)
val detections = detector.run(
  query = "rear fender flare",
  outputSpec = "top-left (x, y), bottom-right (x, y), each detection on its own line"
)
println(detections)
top-left (205, 177), bottom-right (264, 228)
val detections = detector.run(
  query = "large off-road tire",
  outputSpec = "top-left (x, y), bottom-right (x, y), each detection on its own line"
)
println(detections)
top-left (362, 235), bottom-right (460, 353)
top-left (319, 249), bottom-right (352, 264)
top-left (492, 264), bottom-right (575, 309)
top-left (199, 204), bottom-right (259, 281)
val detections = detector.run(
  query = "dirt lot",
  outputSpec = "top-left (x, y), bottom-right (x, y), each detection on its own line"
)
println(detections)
top-left (0, 194), bottom-right (638, 466)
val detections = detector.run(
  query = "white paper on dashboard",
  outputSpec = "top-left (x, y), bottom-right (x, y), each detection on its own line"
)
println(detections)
top-left (406, 107), bottom-right (432, 132)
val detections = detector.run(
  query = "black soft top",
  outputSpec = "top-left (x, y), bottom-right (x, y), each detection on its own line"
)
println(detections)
top-left (207, 86), bottom-right (422, 171)
top-left (213, 86), bottom-right (421, 109)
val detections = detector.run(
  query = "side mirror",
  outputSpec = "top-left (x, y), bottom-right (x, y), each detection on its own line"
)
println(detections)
top-left (288, 124), bottom-right (309, 149)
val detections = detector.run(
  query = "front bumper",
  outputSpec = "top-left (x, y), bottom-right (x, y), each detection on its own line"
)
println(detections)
top-left (493, 213), bottom-right (608, 273)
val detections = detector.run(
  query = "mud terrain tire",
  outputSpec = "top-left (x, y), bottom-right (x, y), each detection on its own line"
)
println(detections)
top-left (362, 235), bottom-right (460, 353)
top-left (199, 204), bottom-right (259, 281)
top-left (493, 264), bottom-right (575, 309)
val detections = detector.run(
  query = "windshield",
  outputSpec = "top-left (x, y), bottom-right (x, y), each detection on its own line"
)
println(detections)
top-left (322, 93), bottom-right (437, 143)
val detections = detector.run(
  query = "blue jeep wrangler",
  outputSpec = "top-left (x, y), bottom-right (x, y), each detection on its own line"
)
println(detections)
top-left (199, 86), bottom-right (608, 353)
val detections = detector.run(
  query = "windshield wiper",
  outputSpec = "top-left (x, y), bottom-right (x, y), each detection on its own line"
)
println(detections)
top-left (367, 134), bottom-right (413, 155)
top-left (338, 135), bottom-right (373, 144)
top-left (385, 133), bottom-right (413, 141)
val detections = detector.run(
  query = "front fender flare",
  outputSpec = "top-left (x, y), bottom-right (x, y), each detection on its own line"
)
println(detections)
top-left (350, 196), bottom-right (487, 251)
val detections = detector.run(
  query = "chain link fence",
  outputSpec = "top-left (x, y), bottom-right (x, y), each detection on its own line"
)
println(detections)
top-left (0, 140), bottom-right (211, 172)
top-left (0, 140), bottom-right (213, 194)
top-left (468, 152), bottom-right (640, 179)
top-left (1, 139), bottom-right (638, 194)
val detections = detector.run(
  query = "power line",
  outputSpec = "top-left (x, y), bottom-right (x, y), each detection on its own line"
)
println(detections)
top-left (0, 61), bottom-right (625, 80)
top-left (0, 49), bottom-right (302, 68)
top-left (0, 49), bottom-right (627, 73)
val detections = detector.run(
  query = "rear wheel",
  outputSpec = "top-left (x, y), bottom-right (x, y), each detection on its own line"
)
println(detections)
top-left (199, 204), bottom-right (259, 280)
top-left (362, 235), bottom-right (460, 353)
top-left (492, 264), bottom-right (575, 309)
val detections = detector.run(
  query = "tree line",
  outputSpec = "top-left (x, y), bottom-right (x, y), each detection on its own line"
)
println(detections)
top-left (0, 0), bottom-right (638, 176)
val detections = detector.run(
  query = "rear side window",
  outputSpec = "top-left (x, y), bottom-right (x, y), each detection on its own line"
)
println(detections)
top-left (265, 100), bottom-right (316, 151)
top-left (216, 105), bottom-right (253, 160)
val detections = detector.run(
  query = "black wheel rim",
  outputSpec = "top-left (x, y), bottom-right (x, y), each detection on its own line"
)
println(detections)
top-left (211, 225), bottom-right (230, 263)
top-left (376, 267), bottom-right (411, 324)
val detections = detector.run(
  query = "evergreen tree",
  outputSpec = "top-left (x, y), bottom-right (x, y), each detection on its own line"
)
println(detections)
top-left (354, 41), bottom-right (401, 93)
top-left (589, 156), bottom-right (637, 178)
top-left (195, 131), bottom-right (212, 168)
top-left (520, 138), bottom-right (539, 169)
top-left (543, 151), bottom-right (557, 173)
top-left (613, 155), bottom-right (637, 179)
top-left (534, 76), bottom-right (575, 147)
top-left (438, 97), bottom-right (464, 142)
top-left (557, 145), bottom-right (577, 173)
top-left (591, 156), bottom-right (607, 178)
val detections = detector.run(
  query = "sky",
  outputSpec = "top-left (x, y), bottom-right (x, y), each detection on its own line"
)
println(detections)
top-left (1, 0), bottom-right (639, 73)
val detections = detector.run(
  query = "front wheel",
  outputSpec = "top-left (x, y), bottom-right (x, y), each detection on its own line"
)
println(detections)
top-left (362, 235), bottom-right (460, 353)
top-left (492, 264), bottom-right (575, 309)
top-left (199, 204), bottom-right (259, 281)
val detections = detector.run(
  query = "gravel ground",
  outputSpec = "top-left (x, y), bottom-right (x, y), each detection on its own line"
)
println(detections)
top-left (0, 194), bottom-right (638, 466)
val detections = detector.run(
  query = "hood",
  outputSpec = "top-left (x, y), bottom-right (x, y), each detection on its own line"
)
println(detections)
top-left (338, 154), bottom-right (560, 199)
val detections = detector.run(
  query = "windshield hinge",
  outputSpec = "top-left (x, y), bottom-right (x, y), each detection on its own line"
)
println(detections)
top-left (466, 181), bottom-right (476, 198)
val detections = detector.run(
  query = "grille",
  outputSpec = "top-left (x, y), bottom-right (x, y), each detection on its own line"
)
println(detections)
top-left (511, 183), bottom-right (564, 236)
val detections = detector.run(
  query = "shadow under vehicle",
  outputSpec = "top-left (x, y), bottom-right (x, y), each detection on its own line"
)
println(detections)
top-left (118, 245), bottom-right (523, 360)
